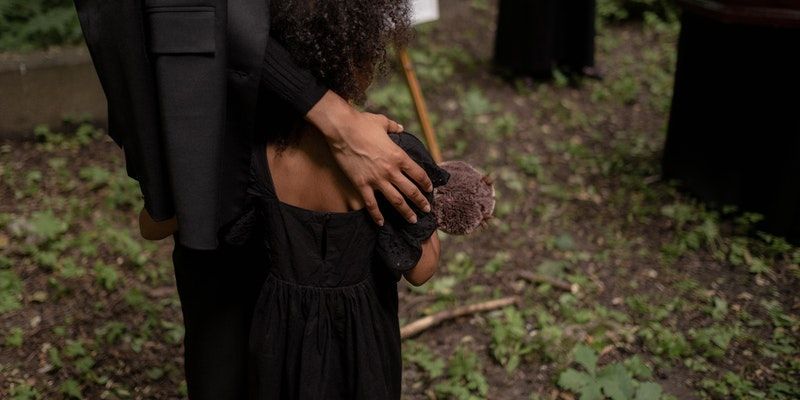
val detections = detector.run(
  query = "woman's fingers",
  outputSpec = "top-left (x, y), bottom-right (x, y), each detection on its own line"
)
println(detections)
top-left (378, 182), bottom-right (418, 224)
top-left (386, 120), bottom-right (405, 133)
top-left (391, 171), bottom-right (431, 213)
top-left (373, 113), bottom-right (403, 133)
top-left (360, 187), bottom-right (385, 226)
top-left (401, 156), bottom-right (434, 193)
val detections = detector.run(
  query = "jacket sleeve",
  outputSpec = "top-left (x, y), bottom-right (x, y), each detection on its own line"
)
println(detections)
top-left (261, 37), bottom-right (329, 116)
top-left (74, 0), bottom-right (176, 222)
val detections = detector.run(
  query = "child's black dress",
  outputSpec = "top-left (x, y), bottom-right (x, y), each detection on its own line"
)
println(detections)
top-left (236, 133), bottom-right (449, 400)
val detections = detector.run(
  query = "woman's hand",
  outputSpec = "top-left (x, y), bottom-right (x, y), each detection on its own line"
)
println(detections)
top-left (139, 207), bottom-right (178, 241)
top-left (306, 90), bottom-right (433, 226)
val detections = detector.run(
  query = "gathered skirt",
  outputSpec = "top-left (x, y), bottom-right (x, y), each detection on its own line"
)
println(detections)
top-left (248, 272), bottom-right (402, 400)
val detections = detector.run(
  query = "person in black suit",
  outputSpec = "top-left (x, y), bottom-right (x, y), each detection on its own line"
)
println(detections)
top-left (74, 0), bottom-right (434, 398)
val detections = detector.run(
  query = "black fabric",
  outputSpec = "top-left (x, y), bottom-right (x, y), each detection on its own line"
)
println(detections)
top-left (261, 37), bottom-right (329, 116)
top-left (246, 143), bottom-right (401, 400)
top-left (662, 11), bottom-right (800, 242)
top-left (74, 0), bottom-right (173, 221)
top-left (240, 132), bottom-right (446, 399)
top-left (75, 0), bottom-right (328, 249)
top-left (376, 134), bottom-right (450, 277)
top-left (221, 133), bottom-right (449, 276)
top-left (171, 238), bottom-right (269, 400)
top-left (493, 0), bottom-right (596, 78)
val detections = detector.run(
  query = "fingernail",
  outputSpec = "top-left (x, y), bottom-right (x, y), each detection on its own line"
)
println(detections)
top-left (410, 215), bottom-right (418, 224)
top-left (398, 124), bottom-right (404, 131)
top-left (423, 204), bottom-right (431, 213)
top-left (377, 219), bottom-right (385, 226)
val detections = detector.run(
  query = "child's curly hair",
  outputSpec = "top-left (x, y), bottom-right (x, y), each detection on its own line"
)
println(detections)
top-left (270, 0), bottom-right (412, 103)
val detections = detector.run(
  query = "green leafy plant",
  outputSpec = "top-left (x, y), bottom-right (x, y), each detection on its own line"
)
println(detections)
top-left (0, 0), bottom-right (83, 51)
top-left (460, 87), bottom-right (497, 120)
top-left (4, 326), bottom-right (23, 347)
top-left (638, 323), bottom-right (690, 360)
top-left (403, 341), bottom-right (445, 380)
top-left (0, 269), bottom-right (23, 314)
top-left (93, 262), bottom-right (119, 291)
top-left (447, 251), bottom-right (475, 280)
top-left (58, 378), bottom-right (83, 399)
top-left (558, 344), bottom-right (665, 400)
top-left (7, 383), bottom-right (42, 400)
top-left (25, 210), bottom-right (69, 243)
top-left (489, 306), bottom-right (533, 372)
top-left (434, 346), bottom-right (489, 400)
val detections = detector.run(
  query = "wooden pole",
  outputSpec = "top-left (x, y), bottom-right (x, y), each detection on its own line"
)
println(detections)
top-left (397, 47), bottom-right (443, 163)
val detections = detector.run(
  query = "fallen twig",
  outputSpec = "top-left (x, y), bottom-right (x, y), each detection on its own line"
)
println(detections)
top-left (400, 296), bottom-right (519, 339)
top-left (516, 270), bottom-right (578, 293)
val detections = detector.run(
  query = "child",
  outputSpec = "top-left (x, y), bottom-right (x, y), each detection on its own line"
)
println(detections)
top-left (242, 120), bottom-right (446, 400)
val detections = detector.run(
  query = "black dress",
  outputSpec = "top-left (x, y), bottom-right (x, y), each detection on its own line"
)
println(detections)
top-left (238, 133), bottom-right (450, 399)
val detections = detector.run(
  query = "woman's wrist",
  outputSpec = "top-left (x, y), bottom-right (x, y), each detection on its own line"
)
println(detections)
top-left (305, 90), bottom-right (357, 149)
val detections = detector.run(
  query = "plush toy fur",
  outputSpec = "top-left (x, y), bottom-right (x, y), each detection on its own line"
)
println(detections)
top-left (433, 161), bottom-right (496, 235)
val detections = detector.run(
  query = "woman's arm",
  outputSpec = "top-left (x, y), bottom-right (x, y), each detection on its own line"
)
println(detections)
top-left (139, 207), bottom-right (177, 241)
top-left (261, 37), bottom-right (433, 226)
top-left (307, 93), bottom-right (433, 226)
top-left (403, 233), bottom-right (441, 286)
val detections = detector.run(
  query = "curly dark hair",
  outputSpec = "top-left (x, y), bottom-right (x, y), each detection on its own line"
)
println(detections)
top-left (269, 0), bottom-right (412, 102)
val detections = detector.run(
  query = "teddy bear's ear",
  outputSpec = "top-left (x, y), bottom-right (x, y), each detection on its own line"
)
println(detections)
top-left (434, 161), bottom-right (496, 235)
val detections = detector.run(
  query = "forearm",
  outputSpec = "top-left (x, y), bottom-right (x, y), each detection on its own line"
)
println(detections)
top-left (404, 233), bottom-right (441, 286)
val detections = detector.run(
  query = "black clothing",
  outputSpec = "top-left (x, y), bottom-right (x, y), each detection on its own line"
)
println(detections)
top-left (493, 0), bottom-right (597, 78)
top-left (262, 38), bottom-right (328, 117)
top-left (235, 133), bottom-right (448, 400)
top-left (171, 131), bottom-right (448, 400)
top-left (75, 0), bottom-right (327, 250)
top-left (662, 9), bottom-right (800, 242)
top-left (171, 238), bottom-right (269, 400)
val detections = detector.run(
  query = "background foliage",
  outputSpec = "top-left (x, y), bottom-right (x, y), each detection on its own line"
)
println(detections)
top-left (0, 0), bottom-right (82, 51)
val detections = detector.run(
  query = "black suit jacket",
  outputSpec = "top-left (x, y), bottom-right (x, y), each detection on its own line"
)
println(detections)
top-left (75, 0), bottom-right (270, 249)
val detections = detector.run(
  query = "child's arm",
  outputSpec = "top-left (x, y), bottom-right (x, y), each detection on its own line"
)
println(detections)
top-left (403, 232), bottom-right (441, 286)
top-left (138, 208), bottom-right (177, 241)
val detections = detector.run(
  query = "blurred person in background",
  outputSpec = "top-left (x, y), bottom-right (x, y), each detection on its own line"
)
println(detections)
top-left (494, 0), bottom-right (601, 80)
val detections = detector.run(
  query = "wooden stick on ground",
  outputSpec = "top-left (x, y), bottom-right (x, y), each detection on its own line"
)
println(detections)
top-left (398, 47), bottom-right (443, 163)
top-left (401, 296), bottom-right (519, 339)
top-left (517, 270), bottom-right (579, 293)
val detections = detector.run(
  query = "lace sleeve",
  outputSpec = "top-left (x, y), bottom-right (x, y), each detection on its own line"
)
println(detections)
top-left (375, 133), bottom-right (450, 279)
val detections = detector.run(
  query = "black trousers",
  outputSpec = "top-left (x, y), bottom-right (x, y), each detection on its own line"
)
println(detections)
top-left (494, 0), bottom-right (597, 78)
top-left (172, 238), bottom-right (269, 399)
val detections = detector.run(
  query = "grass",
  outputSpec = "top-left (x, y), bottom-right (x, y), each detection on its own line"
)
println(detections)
top-left (2, 0), bottom-right (799, 399)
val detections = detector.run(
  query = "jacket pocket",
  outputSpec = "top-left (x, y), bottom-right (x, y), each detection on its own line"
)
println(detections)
top-left (146, 6), bottom-right (216, 54)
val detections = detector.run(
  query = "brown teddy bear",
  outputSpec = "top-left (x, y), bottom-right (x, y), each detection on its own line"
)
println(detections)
top-left (434, 161), bottom-right (495, 235)
top-left (385, 132), bottom-right (495, 237)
